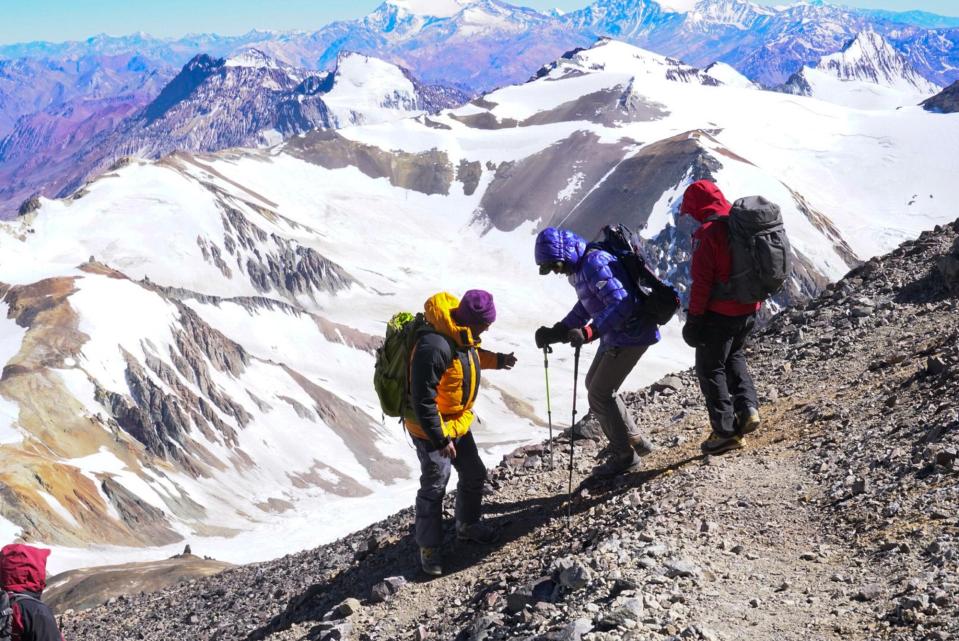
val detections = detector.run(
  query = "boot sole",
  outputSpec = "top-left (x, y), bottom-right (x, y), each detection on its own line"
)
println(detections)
top-left (701, 439), bottom-right (743, 455)
top-left (591, 462), bottom-right (643, 479)
top-left (634, 444), bottom-right (655, 457)
top-left (457, 536), bottom-right (499, 545)
top-left (739, 422), bottom-right (760, 436)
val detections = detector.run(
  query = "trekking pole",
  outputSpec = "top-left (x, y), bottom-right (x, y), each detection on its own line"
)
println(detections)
top-left (567, 344), bottom-right (582, 522)
top-left (543, 346), bottom-right (554, 470)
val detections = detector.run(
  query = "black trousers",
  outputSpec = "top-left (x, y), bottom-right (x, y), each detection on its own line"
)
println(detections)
top-left (694, 312), bottom-right (759, 436)
top-left (413, 430), bottom-right (487, 548)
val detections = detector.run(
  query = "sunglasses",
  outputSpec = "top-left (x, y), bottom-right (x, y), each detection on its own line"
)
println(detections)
top-left (538, 261), bottom-right (565, 275)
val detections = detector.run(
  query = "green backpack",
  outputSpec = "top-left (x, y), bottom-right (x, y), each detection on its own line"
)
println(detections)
top-left (374, 312), bottom-right (431, 418)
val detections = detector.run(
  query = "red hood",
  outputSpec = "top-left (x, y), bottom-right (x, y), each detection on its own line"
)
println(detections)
top-left (680, 180), bottom-right (731, 223)
top-left (1, 544), bottom-right (49, 593)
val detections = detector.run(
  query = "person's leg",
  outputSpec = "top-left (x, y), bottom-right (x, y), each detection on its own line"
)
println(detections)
top-left (695, 316), bottom-right (736, 436)
top-left (725, 315), bottom-right (759, 414)
top-left (451, 431), bottom-right (498, 544)
top-left (587, 345), bottom-right (648, 457)
top-left (452, 431), bottom-right (486, 526)
top-left (414, 439), bottom-right (452, 549)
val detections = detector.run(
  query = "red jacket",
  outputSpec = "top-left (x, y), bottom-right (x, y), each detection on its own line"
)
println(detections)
top-left (680, 180), bottom-right (761, 317)
top-left (1, 544), bottom-right (63, 641)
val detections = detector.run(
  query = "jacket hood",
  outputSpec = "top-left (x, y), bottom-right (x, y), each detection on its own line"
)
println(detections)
top-left (424, 292), bottom-right (480, 349)
top-left (680, 180), bottom-right (731, 223)
top-left (1, 544), bottom-right (49, 594)
top-left (534, 227), bottom-right (587, 268)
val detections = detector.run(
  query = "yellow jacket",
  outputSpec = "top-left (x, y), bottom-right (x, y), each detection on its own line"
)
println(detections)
top-left (405, 292), bottom-right (502, 444)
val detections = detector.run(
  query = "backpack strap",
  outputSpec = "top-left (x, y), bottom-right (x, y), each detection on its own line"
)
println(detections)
top-left (8, 594), bottom-right (40, 604)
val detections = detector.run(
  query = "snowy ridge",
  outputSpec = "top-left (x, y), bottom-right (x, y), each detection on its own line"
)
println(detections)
top-left (224, 48), bottom-right (288, 70)
top-left (703, 61), bottom-right (758, 88)
top-left (388, 0), bottom-right (474, 18)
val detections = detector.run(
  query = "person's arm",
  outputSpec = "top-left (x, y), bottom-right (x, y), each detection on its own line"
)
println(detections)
top-left (586, 255), bottom-right (633, 334)
top-left (688, 234), bottom-right (715, 316)
top-left (561, 300), bottom-right (590, 329)
top-left (477, 349), bottom-right (516, 370)
top-left (409, 334), bottom-right (453, 448)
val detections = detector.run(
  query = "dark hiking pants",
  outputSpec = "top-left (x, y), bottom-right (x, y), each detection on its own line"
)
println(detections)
top-left (694, 311), bottom-right (759, 436)
top-left (585, 344), bottom-right (649, 458)
top-left (413, 430), bottom-right (487, 548)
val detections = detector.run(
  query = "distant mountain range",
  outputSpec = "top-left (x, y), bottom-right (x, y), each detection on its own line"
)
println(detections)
top-left (1, 0), bottom-right (958, 217)
top-left (0, 50), bottom-right (466, 217)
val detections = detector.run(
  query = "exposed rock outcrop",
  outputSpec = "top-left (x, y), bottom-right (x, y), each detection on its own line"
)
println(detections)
top-left (922, 80), bottom-right (959, 113)
top-left (284, 130), bottom-right (454, 196)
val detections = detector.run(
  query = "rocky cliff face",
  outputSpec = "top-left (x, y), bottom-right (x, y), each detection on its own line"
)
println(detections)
top-left (922, 81), bottom-right (959, 113)
top-left (60, 217), bottom-right (959, 641)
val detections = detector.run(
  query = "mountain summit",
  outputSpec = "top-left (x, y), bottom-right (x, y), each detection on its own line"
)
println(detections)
top-left (816, 28), bottom-right (941, 94)
top-left (386, 0), bottom-right (474, 17)
top-left (778, 29), bottom-right (941, 109)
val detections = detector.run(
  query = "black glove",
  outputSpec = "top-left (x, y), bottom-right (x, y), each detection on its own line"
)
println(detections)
top-left (498, 352), bottom-right (518, 369)
top-left (535, 322), bottom-right (568, 349)
top-left (567, 325), bottom-right (595, 348)
top-left (682, 315), bottom-right (706, 348)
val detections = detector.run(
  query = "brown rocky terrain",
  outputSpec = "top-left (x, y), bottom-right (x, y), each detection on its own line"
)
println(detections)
top-left (60, 218), bottom-right (959, 641)
top-left (45, 552), bottom-right (233, 614)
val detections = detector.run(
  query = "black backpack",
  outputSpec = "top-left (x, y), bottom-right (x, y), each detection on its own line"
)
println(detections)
top-left (712, 196), bottom-right (791, 303)
top-left (588, 224), bottom-right (680, 326)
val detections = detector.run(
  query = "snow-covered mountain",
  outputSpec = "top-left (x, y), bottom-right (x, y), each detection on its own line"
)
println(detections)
top-left (3, 39), bottom-right (957, 572)
top-left (0, 50), bottom-right (466, 218)
top-left (703, 61), bottom-right (757, 88)
top-left (564, 0), bottom-right (959, 88)
top-left (778, 30), bottom-right (941, 110)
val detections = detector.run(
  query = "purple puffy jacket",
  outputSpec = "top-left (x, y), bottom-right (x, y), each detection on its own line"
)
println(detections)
top-left (535, 227), bottom-right (660, 348)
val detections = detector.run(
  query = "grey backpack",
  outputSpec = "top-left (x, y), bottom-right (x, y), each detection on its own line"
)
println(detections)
top-left (1, 591), bottom-right (16, 641)
top-left (713, 196), bottom-right (791, 303)
top-left (0, 591), bottom-right (42, 641)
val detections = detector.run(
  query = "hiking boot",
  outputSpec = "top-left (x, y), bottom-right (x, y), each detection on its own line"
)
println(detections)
top-left (456, 521), bottom-right (499, 545)
top-left (419, 546), bottom-right (442, 576)
top-left (630, 434), bottom-right (655, 457)
top-left (592, 452), bottom-right (642, 478)
top-left (737, 407), bottom-right (761, 435)
top-left (701, 431), bottom-right (743, 455)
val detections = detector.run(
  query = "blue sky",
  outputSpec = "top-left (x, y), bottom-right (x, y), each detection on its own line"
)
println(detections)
top-left (1, 0), bottom-right (956, 44)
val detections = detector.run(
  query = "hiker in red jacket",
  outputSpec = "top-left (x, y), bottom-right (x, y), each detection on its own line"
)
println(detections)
top-left (680, 180), bottom-right (761, 455)
top-left (1, 544), bottom-right (63, 641)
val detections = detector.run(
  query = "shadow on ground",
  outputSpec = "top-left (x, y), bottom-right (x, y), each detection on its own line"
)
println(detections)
top-left (245, 448), bottom-right (703, 641)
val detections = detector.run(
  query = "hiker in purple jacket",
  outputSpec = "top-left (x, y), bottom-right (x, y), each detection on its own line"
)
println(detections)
top-left (534, 226), bottom-right (659, 477)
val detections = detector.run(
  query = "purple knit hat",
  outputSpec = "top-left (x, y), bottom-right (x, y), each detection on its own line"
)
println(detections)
top-left (452, 289), bottom-right (496, 327)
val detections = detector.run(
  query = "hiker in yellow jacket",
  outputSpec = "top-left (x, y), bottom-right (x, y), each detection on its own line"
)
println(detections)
top-left (407, 290), bottom-right (516, 576)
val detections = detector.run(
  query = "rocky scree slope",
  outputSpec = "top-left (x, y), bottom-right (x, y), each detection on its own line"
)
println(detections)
top-left (61, 220), bottom-right (959, 640)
